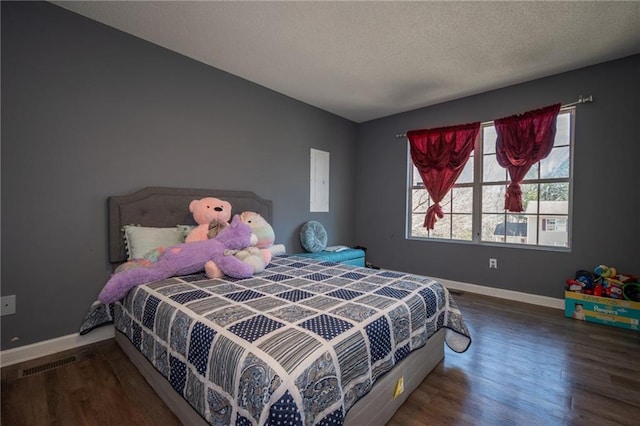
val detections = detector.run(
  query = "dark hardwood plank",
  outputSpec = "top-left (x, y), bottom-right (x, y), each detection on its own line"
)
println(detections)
top-left (2, 292), bottom-right (639, 425)
top-left (1, 339), bottom-right (180, 426)
top-left (387, 292), bottom-right (640, 426)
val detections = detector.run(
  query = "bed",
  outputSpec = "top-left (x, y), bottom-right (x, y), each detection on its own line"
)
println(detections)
top-left (81, 186), bottom-right (471, 426)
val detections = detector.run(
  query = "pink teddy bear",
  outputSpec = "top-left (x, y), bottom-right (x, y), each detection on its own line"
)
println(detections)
top-left (185, 197), bottom-right (232, 243)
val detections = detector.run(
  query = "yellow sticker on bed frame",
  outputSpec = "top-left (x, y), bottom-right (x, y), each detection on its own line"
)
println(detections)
top-left (394, 376), bottom-right (404, 398)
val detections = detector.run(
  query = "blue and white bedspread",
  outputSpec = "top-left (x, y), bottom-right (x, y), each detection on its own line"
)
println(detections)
top-left (81, 255), bottom-right (471, 425)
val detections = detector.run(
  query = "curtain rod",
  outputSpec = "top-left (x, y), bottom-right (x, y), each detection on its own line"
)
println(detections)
top-left (395, 95), bottom-right (593, 139)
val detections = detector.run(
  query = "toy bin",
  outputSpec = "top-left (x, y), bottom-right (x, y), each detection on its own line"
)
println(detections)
top-left (565, 291), bottom-right (640, 331)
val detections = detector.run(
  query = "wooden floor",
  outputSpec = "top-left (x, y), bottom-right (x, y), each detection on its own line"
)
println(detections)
top-left (2, 292), bottom-right (639, 426)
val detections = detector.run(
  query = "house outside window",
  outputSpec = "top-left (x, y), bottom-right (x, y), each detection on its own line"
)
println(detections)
top-left (407, 109), bottom-right (574, 250)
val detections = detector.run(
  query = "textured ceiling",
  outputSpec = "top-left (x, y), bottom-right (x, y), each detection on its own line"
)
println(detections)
top-left (53, 1), bottom-right (640, 123)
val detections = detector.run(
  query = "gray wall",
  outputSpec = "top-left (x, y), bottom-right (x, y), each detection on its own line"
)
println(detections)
top-left (356, 55), bottom-right (639, 299)
top-left (1, 2), bottom-right (357, 350)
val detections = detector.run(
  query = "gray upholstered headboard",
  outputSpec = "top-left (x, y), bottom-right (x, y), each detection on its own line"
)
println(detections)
top-left (108, 187), bottom-right (273, 264)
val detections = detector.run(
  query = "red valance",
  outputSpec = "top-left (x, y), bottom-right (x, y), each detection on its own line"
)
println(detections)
top-left (408, 122), bottom-right (480, 229)
top-left (494, 103), bottom-right (561, 212)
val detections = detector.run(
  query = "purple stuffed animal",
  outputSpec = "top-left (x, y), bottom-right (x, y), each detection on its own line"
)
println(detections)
top-left (98, 215), bottom-right (253, 303)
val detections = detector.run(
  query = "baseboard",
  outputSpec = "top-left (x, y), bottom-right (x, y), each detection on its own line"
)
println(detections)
top-left (436, 277), bottom-right (565, 310)
top-left (0, 325), bottom-right (115, 368)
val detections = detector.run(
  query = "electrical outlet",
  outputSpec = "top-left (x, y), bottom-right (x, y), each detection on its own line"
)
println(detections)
top-left (489, 258), bottom-right (498, 269)
top-left (1, 295), bottom-right (16, 316)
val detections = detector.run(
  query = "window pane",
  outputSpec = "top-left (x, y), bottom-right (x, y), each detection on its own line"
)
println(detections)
top-left (557, 218), bottom-right (568, 232)
top-left (483, 154), bottom-right (507, 182)
top-left (452, 187), bottom-right (473, 213)
top-left (539, 198), bottom-right (569, 215)
top-left (520, 184), bottom-right (538, 213)
top-left (541, 182), bottom-right (569, 201)
top-left (523, 187), bottom-right (569, 216)
top-left (452, 214), bottom-right (473, 241)
top-left (429, 215), bottom-right (451, 239)
top-left (507, 214), bottom-right (536, 245)
top-left (482, 213), bottom-right (505, 242)
top-left (483, 126), bottom-right (497, 154)
top-left (540, 146), bottom-right (570, 178)
top-left (457, 157), bottom-right (474, 184)
top-left (482, 184), bottom-right (506, 213)
top-left (554, 112), bottom-right (571, 147)
top-left (411, 215), bottom-right (428, 238)
top-left (412, 189), bottom-right (429, 213)
top-left (412, 165), bottom-right (423, 186)
top-left (439, 191), bottom-right (452, 214)
top-left (524, 162), bottom-right (539, 180)
top-left (538, 215), bottom-right (568, 247)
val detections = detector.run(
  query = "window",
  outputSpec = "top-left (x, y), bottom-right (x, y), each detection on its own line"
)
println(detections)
top-left (407, 108), bottom-right (574, 249)
top-left (542, 218), bottom-right (567, 232)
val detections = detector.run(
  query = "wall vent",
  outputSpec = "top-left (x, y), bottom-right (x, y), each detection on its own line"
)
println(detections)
top-left (18, 356), bottom-right (78, 378)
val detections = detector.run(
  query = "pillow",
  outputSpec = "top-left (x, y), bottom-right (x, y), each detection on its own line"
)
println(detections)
top-left (300, 221), bottom-right (327, 253)
top-left (269, 244), bottom-right (286, 257)
top-left (123, 225), bottom-right (185, 260)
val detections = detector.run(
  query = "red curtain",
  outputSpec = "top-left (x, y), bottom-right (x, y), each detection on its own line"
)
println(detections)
top-left (408, 122), bottom-right (480, 229)
top-left (494, 103), bottom-right (561, 212)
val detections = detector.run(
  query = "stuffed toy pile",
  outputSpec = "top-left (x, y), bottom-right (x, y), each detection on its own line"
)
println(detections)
top-left (97, 197), bottom-right (281, 303)
top-left (98, 215), bottom-right (253, 303)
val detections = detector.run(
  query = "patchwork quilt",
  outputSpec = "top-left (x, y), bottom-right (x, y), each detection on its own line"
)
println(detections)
top-left (81, 255), bottom-right (471, 425)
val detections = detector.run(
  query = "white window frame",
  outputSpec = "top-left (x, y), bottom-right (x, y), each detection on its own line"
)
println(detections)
top-left (406, 108), bottom-right (575, 251)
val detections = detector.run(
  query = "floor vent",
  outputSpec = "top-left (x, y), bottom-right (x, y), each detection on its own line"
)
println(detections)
top-left (18, 356), bottom-right (78, 378)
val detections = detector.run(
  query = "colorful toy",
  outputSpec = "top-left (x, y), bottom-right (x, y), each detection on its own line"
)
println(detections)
top-left (623, 282), bottom-right (640, 302)
top-left (185, 197), bottom-right (232, 242)
top-left (594, 265), bottom-right (627, 298)
top-left (568, 265), bottom-right (639, 300)
top-left (593, 283), bottom-right (603, 297)
top-left (575, 270), bottom-right (594, 290)
top-left (604, 279), bottom-right (624, 299)
top-left (594, 265), bottom-right (617, 279)
top-left (99, 215), bottom-right (253, 303)
top-left (618, 273), bottom-right (639, 284)
top-left (566, 279), bottom-right (584, 292)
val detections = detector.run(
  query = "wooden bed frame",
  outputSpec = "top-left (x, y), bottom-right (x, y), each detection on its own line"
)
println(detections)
top-left (116, 329), bottom-right (444, 426)
top-left (108, 186), bottom-right (445, 425)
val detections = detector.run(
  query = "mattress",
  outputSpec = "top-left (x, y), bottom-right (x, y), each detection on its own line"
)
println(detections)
top-left (81, 255), bottom-right (470, 425)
